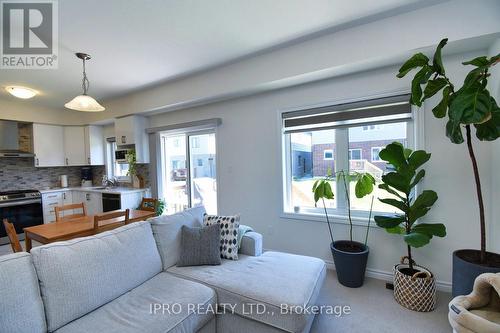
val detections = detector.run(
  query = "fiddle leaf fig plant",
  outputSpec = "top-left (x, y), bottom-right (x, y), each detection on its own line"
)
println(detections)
top-left (374, 142), bottom-right (446, 271)
top-left (397, 38), bottom-right (500, 263)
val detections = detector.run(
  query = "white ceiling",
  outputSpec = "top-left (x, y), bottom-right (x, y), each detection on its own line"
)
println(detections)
top-left (0, 0), bottom-right (440, 110)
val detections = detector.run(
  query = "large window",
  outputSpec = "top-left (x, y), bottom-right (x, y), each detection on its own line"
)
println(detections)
top-left (282, 94), bottom-right (414, 218)
top-left (160, 131), bottom-right (217, 215)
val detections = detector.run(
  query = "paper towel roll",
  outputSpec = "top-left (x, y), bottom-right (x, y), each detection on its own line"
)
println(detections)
top-left (60, 175), bottom-right (68, 188)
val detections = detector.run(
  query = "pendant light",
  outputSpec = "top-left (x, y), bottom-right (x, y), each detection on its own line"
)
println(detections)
top-left (65, 53), bottom-right (105, 112)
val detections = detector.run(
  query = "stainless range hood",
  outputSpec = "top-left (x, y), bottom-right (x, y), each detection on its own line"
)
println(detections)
top-left (0, 120), bottom-right (34, 157)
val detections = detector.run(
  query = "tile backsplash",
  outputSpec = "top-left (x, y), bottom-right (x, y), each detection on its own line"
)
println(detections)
top-left (0, 158), bottom-right (150, 191)
top-left (0, 158), bottom-right (105, 191)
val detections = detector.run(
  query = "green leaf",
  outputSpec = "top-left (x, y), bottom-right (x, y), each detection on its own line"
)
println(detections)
top-left (423, 78), bottom-right (447, 100)
top-left (408, 150), bottom-right (431, 170)
top-left (378, 143), bottom-right (407, 169)
top-left (397, 53), bottom-right (429, 78)
top-left (381, 173), bottom-right (410, 194)
top-left (413, 190), bottom-right (438, 210)
top-left (475, 98), bottom-right (500, 141)
top-left (412, 223), bottom-right (446, 238)
top-left (379, 198), bottom-right (408, 213)
top-left (374, 215), bottom-right (405, 228)
top-left (355, 173), bottom-right (375, 198)
top-left (449, 85), bottom-right (492, 124)
top-left (324, 181), bottom-right (334, 200)
top-left (387, 226), bottom-right (406, 234)
top-left (410, 66), bottom-right (431, 106)
top-left (410, 169), bottom-right (425, 188)
top-left (404, 232), bottom-right (431, 248)
top-left (409, 207), bottom-right (431, 223)
top-left (446, 120), bottom-right (464, 144)
top-left (432, 38), bottom-right (447, 75)
top-left (378, 183), bottom-right (406, 201)
top-left (462, 56), bottom-right (489, 67)
top-left (432, 85), bottom-right (451, 118)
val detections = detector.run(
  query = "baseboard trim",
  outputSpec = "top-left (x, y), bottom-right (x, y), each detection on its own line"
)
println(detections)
top-left (323, 259), bottom-right (452, 293)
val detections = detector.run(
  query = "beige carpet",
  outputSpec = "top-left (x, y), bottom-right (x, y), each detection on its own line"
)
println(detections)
top-left (311, 269), bottom-right (452, 333)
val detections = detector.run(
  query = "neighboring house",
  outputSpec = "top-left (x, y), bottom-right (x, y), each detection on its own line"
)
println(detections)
top-left (293, 123), bottom-right (407, 178)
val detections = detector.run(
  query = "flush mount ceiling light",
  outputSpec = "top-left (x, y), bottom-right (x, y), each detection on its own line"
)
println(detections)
top-left (5, 86), bottom-right (38, 99)
top-left (65, 53), bottom-right (105, 112)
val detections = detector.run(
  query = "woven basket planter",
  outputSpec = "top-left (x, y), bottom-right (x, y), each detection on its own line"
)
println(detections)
top-left (393, 257), bottom-right (436, 312)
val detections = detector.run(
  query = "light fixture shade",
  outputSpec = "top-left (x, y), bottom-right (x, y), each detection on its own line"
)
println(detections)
top-left (64, 95), bottom-right (105, 112)
top-left (5, 86), bottom-right (38, 99)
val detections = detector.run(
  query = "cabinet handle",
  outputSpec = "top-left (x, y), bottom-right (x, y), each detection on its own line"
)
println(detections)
top-left (88, 157), bottom-right (91, 164)
top-left (86, 193), bottom-right (90, 201)
top-left (63, 192), bottom-right (66, 200)
top-left (121, 136), bottom-right (126, 144)
top-left (65, 158), bottom-right (69, 165)
top-left (47, 195), bottom-right (57, 198)
top-left (36, 158), bottom-right (39, 166)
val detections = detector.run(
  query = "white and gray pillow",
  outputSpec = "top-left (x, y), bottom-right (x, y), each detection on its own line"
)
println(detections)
top-left (177, 224), bottom-right (222, 267)
top-left (204, 213), bottom-right (240, 260)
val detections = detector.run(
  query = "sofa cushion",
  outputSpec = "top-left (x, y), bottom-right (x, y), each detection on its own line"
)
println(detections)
top-left (150, 206), bottom-right (206, 269)
top-left (31, 222), bottom-right (162, 332)
top-left (167, 251), bottom-right (326, 333)
top-left (0, 252), bottom-right (46, 333)
top-left (55, 272), bottom-right (216, 333)
top-left (204, 213), bottom-right (240, 260)
top-left (178, 224), bottom-right (222, 267)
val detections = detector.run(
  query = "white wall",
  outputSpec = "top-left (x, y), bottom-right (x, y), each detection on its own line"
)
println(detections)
top-left (148, 51), bottom-right (493, 287)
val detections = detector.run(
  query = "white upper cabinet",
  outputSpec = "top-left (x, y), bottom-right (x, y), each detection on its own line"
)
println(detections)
top-left (33, 124), bottom-right (65, 167)
top-left (63, 126), bottom-right (86, 166)
top-left (33, 124), bottom-right (105, 167)
top-left (114, 115), bottom-right (149, 163)
top-left (85, 126), bottom-right (104, 165)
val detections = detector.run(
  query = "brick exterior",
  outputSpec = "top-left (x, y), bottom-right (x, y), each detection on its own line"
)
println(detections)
top-left (311, 139), bottom-right (406, 177)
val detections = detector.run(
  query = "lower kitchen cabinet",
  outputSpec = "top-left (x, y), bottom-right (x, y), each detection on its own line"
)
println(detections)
top-left (73, 191), bottom-right (102, 216)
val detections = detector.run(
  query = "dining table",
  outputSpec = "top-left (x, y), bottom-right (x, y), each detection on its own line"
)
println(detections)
top-left (23, 209), bottom-right (156, 252)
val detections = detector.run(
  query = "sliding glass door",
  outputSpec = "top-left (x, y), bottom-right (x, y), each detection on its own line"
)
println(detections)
top-left (161, 131), bottom-right (217, 215)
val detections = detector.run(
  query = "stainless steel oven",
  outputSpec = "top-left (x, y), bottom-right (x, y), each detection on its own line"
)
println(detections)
top-left (0, 190), bottom-right (43, 245)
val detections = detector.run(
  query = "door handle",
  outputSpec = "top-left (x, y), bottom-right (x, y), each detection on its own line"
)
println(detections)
top-left (121, 136), bottom-right (126, 144)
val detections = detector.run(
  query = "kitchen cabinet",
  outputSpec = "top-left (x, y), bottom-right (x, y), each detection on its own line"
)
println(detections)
top-left (33, 124), bottom-right (104, 167)
top-left (75, 191), bottom-right (102, 216)
top-left (33, 124), bottom-right (65, 167)
top-left (114, 115), bottom-right (149, 163)
top-left (85, 126), bottom-right (104, 165)
top-left (63, 126), bottom-right (86, 166)
top-left (42, 190), bottom-right (75, 223)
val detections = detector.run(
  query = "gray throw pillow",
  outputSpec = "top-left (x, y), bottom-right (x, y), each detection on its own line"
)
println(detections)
top-left (177, 224), bottom-right (222, 267)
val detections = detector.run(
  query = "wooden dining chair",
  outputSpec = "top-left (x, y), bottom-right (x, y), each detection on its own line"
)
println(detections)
top-left (2, 219), bottom-right (23, 253)
top-left (93, 209), bottom-right (130, 232)
top-left (139, 198), bottom-right (158, 213)
top-left (55, 202), bottom-right (87, 222)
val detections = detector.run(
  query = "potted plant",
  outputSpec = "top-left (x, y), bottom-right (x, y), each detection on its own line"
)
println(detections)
top-left (374, 142), bottom-right (446, 312)
top-left (313, 169), bottom-right (375, 288)
top-left (126, 150), bottom-right (143, 188)
top-left (397, 38), bottom-right (500, 296)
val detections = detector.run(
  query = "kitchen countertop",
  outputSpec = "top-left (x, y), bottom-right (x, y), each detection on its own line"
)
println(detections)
top-left (39, 187), bottom-right (150, 195)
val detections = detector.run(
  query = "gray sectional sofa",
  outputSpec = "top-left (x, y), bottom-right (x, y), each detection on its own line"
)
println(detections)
top-left (0, 206), bottom-right (326, 333)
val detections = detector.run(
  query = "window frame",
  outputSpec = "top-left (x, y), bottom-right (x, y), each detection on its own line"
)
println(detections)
top-left (159, 128), bottom-right (218, 215)
top-left (106, 140), bottom-right (131, 182)
top-left (323, 149), bottom-right (334, 160)
top-left (371, 146), bottom-right (383, 162)
top-left (279, 92), bottom-right (421, 224)
top-left (348, 148), bottom-right (362, 161)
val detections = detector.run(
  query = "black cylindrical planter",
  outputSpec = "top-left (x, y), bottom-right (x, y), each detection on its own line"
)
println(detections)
top-left (331, 240), bottom-right (369, 288)
top-left (452, 249), bottom-right (500, 297)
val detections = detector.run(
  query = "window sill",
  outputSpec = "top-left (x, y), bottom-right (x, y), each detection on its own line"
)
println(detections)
top-left (280, 211), bottom-right (380, 228)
